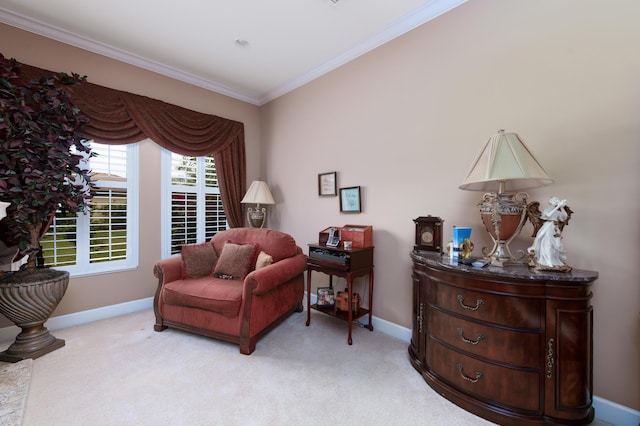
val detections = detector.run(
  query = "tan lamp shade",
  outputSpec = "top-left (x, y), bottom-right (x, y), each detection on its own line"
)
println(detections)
top-left (241, 181), bottom-right (275, 205)
top-left (459, 130), bottom-right (553, 192)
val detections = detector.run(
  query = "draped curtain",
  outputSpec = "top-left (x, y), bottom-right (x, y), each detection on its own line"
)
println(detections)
top-left (19, 64), bottom-right (246, 228)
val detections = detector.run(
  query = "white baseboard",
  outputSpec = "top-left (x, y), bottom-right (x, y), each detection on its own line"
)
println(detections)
top-left (2, 294), bottom-right (638, 426)
top-left (368, 314), bottom-right (412, 342)
top-left (0, 297), bottom-right (153, 343)
top-left (593, 396), bottom-right (640, 426)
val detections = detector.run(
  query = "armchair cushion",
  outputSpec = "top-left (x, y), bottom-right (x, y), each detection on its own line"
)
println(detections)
top-left (181, 242), bottom-right (217, 279)
top-left (213, 241), bottom-right (257, 279)
top-left (163, 277), bottom-right (243, 318)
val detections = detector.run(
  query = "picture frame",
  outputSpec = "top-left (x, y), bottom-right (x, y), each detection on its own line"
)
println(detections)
top-left (316, 287), bottom-right (335, 308)
top-left (318, 172), bottom-right (337, 197)
top-left (339, 186), bottom-right (361, 213)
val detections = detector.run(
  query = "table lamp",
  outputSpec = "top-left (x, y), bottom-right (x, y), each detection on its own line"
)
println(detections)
top-left (241, 180), bottom-right (275, 228)
top-left (459, 130), bottom-right (553, 266)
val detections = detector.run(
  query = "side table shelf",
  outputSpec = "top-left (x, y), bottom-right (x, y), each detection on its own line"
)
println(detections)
top-left (306, 244), bottom-right (374, 345)
top-left (309, 304), bottom-right (370, 323)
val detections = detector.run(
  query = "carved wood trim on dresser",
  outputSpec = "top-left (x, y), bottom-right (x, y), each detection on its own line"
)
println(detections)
top-left (409, 251), bottom-right (598, 425)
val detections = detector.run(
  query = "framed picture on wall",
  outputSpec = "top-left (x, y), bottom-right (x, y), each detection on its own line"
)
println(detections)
top-left (318, 172), bottom-right (337, 196)
top-left (340, 186), bottom-right (361, 213)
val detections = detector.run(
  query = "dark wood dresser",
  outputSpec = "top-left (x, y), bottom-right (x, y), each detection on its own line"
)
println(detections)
top-left (409, 251), bottom-right (598, 425)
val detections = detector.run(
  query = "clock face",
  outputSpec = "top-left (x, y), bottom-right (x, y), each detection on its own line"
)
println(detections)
top-left (421, 228), bottom-right (434, 244)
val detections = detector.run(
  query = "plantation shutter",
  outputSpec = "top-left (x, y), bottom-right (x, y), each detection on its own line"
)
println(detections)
top-left (89, 145), bottom-right (128, 263)
top-left (169, 153), bottom-right (226, 254)
top-left (41, 143), bottom-right (131, 267)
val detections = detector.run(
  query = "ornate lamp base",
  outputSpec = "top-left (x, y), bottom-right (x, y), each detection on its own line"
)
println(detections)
top-left (0, 269), bottom-right (69, 362)
top-left (246, 207), bottom-right (266, 228)
top-left (479, 192), bottom-right (528, 267)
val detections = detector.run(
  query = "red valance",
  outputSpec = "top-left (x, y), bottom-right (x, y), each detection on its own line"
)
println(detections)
top-left (18, 63), bottom-right (246, 227)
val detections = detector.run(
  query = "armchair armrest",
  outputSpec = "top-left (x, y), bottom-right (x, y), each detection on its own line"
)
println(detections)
top-left (152, 255), bottom-right (182, 332)
top-left (244, 253), bottom-right (307, 296)
top-left (153, 255), bottom-right (182, 286)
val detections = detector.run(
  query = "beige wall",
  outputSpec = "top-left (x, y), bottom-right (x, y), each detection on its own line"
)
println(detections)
top-left (261, 0), bottom-right (640, 410)
top-left (0, 26), bottom-right (262, 320)
top-left (1, 0), bottom-right (639, 411)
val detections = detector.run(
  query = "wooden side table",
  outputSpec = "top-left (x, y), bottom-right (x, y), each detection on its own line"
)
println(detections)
top-left (306, 244), bottom-right (374, 345)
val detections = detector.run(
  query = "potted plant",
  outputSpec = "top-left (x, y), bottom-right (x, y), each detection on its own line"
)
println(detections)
top-left (0, 53), bottom-right (93, 361)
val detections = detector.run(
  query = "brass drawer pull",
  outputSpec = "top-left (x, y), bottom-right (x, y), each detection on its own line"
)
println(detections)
top-left (457, 364), bottom-right (483, 383)
top-left (457, 295), bottom-right (484, 311)
top-left (457, 328), bottom-right (484, 345)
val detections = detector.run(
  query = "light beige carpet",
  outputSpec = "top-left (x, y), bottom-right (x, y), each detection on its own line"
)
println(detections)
top-left (2, 308), bottom-right (500, 426)
top-left (1, 309), bottom-right (615, 426)
top-left (0, 358), bottom-right (32, 426)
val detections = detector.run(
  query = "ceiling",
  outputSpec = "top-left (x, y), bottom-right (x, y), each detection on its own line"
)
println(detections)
top-left (0, 0), bottom-right (466, 106)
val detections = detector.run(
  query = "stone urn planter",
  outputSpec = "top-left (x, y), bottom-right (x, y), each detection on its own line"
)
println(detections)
top-left (0, 268), bottom-right (69, 362)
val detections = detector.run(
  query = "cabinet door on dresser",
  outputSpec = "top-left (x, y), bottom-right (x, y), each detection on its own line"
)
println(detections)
top-left (544, 296), bottom-right (594, 422)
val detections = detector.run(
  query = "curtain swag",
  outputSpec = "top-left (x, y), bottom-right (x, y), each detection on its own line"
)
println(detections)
top-left (18, 62), bottom-right (246, 228)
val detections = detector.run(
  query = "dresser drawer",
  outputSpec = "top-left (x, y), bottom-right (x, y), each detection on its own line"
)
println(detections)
top-left (427, 308), bottom-right (541, 369)
top-left (428, 280), bottom-right (542, 329)
top-left (427, 337), bottom-right (541, 413)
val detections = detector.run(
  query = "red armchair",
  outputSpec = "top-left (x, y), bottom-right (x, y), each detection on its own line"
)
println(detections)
top-left (153, 228), bottom-right (306, 354)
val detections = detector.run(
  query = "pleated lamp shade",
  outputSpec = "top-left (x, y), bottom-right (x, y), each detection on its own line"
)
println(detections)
top-left (459, 130), bottom-right (553, 192)
top-left (241, 181), bottom-right (275, 205)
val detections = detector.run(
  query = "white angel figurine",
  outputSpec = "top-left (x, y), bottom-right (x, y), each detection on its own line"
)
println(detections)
top-left (526, 196), bottom-right (573, 272)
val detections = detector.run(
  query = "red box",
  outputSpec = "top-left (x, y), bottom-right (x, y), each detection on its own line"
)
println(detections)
top-left (335, 291), bottom-right (361, 314)
top-left (340, 225), bottom-right (372, 248)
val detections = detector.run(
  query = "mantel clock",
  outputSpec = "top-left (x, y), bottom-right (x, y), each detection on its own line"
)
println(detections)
top-left (413, 216), bottom-right (443, 252)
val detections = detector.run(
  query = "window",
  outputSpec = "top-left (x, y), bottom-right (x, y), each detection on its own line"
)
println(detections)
top-left (40, 142), bottom-right (139, 276)
top-left (161, 150), bottom-right (226, 258)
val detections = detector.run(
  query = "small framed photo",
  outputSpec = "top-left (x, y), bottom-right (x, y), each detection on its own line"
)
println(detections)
top-left (340, 186), bottom-right (361, 213)
top-left (318, 172), bottom-right (337, 196)
top-left (317, 287), bottom-right (335, 308)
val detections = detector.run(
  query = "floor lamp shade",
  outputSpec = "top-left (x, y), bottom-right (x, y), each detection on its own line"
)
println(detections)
top-left (241, 181), bottom-right (275, 228)
top-left (459, 130), bottom-right (553, 266)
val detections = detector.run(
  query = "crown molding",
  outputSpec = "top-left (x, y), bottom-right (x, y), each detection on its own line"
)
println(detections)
top-left (0, 7), bottom-right (259, 104)
top-left (1, 0), bottom-right (467, 107)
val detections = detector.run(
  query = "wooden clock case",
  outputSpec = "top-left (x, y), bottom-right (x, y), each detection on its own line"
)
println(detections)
top-left (413, 216), bottom-right (443, 252)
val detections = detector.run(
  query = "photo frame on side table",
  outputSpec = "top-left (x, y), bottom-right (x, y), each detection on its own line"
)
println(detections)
top-left (317, 287), bottom-right (335, 308)
top-left (340, 186), bottom-right (361, 213)
top-left (318, 172), bottom-right (337, 196)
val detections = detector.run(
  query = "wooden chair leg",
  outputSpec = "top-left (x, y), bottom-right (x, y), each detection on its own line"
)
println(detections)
top-left (154, 316), bottom-right (167, 332)
top-left (239, 338), bottom-right (256, 355)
